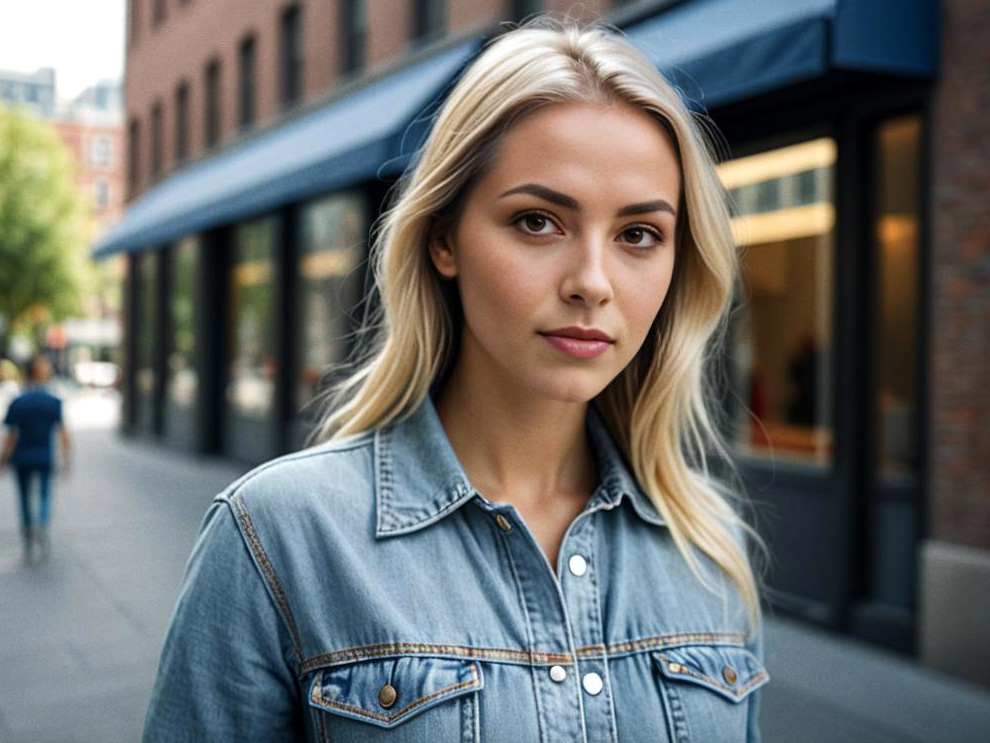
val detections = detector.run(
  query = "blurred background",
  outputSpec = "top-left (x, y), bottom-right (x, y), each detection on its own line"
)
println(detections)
top-left (1, 0), bottom-right (988, 741)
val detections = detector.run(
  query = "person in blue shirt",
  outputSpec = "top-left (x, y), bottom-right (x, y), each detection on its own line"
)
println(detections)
top-left (0, 353), bottom-right (71, 561)
top-left (144, 14), bottom-right (770, 743)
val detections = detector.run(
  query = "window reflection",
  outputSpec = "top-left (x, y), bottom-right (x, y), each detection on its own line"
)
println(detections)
top-left (227, 217), bottom-right (276, 419)
top-left (719, 137), bottom-right (836, 466)
top-left (297, 193), bottom-right (366, 420)
top-left (135, 251), bottom-right (158, 407)
top-left (167, 236), bottom-right (198, 409)
top-left (874, 115), bottom-right (921, 481)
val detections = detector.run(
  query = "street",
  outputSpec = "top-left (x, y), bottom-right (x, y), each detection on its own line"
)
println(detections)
top-left (1, 390), bottom-right (989, 742)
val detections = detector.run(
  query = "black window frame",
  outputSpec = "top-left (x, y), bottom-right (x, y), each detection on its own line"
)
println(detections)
top-left (280, 4), bottom-right (303, 110)
top-left (150, 100), bottom-right (164, 180)
top-left (239, 33), bottom-right (257, 131)
top-left (204, 57), bottom-right (221, 149)
top-left (174, 79), bottom-right (189, 163)
top-left (412, 0), bottom-right (445, 43)
top-left (341, 0), bottom-right (367, 75)
top-left (128, 117), bottom-right (141, 195)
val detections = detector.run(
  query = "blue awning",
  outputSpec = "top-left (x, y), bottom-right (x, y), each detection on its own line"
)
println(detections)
top-left (92, 36), bottom-right (482, 259)
top-left (625, 0), bottom-right (939, 112)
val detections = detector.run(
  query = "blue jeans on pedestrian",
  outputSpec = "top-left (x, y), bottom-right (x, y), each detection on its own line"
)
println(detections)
top-left (14, 465), bottom-right (52, 530)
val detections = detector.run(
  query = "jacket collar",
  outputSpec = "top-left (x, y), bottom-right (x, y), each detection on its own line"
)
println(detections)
top-left (374, 391), bottom-right (666, 538)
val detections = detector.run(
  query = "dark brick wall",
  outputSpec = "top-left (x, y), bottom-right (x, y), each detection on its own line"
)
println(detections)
top-left (930, 0), bottom-right (990, 549)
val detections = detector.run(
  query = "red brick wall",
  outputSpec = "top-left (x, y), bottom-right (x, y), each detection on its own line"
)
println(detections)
top-left (930, 0), bottom-right (990, 549)
top-left (123, 0), bottom-right (624, 200)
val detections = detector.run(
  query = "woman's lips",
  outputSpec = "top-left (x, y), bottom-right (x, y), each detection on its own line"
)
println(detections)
top-left (540, 333), bottom-right (613, 359)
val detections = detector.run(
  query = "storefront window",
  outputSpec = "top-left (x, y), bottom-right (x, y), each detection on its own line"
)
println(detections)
top-left (166, 236), bottom-right (199, 409)
top-left (719, 137), bottom-right (837, 466)
top-left (135, 251), bottom-right (158, 408)
top-left (227, 217), bottom-right (276, 419)
top-left (297, 193), bottom-right (366, 418)
top-left (873, 115), bottom-right (921, 482)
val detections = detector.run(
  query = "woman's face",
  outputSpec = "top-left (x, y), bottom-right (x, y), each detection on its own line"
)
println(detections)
top-left (429, 100), bottom-right (682, 403)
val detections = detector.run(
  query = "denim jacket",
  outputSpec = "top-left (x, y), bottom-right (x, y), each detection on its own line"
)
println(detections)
top-left (143, 391), bottom-right (768, 743)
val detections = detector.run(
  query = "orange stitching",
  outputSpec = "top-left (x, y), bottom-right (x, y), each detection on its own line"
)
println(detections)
top-left (311, 662), bottom-right (480, 723)
top-left (656, 651), bottom-right (768, 698)
top-left (301, 643), bottom-right (572, 674)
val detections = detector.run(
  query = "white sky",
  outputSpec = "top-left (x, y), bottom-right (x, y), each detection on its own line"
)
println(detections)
top-left (0, 0), bottom-right (125, 100)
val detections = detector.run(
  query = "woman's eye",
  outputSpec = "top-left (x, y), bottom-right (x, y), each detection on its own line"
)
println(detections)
top-left (515, 212), bottom-right (558, 236)
top-left (621, 226), bottom-right (665, 249)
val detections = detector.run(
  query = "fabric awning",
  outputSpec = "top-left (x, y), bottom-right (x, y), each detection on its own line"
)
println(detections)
top-left (624, 0), bottom-right (939, 112)
top-left (92, 36), bottom-right (482, 259)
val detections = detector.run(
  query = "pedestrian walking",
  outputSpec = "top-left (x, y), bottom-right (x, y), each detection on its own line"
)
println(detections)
top-left (143, 15), bottom-right (770, 743)
top-left (0, 353), bottom-right (71, 562)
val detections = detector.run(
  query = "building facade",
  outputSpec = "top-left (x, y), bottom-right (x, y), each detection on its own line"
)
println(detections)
top-left (94, 0), bottom-right (990, 690)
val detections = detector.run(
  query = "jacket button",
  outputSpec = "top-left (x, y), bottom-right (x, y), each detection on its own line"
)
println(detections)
top-left (495, 514), bottom-right (512, 531)
top-left (568, 554), bottom-right (588, 576)
top-left (582, 672), bottom-right (603, 695)
top-left (549, 665), bottom-right (567, 682)
top-left (722, 665), bottom-right (738, 684)
top-left (378, 683), bottom-right (397, 708)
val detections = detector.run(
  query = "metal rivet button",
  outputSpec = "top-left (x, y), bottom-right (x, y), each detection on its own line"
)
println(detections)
top-left (549, 665), bottom-right (567, 682)
top-left (668, 662), bottom-right (682, 673)
top-left (722, 665), bottom-right (738, 684)
top-left (582, 672), bottom-right (603, 695)
top-left (495, 514), bottom-right (512, 531)
top-left (378, 683), bottom-right (397, 708)
top-left (568, 554), bottom-right (588, 576)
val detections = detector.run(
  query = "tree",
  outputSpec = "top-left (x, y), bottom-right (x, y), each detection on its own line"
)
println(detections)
top-left (0, 105), bottom-right (90, 358)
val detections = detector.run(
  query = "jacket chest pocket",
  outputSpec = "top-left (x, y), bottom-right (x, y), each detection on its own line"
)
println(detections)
top-left (307, 656), bottom-right (484, 743)
top-left (651, 644), bottom-right (768, 743)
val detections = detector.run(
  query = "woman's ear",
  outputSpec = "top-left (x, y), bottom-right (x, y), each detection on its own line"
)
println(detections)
top-left (428, 218), bottom-right (458, 279)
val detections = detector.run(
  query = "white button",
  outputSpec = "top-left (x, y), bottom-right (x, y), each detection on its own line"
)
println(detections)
top-left (582, 672), bottom-right (603, 695)
top-left (549, 665), bottom-right (567, 682)
top-left (568, 554), bottom-right (588, 576)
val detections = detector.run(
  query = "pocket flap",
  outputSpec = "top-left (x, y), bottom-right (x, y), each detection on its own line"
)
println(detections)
top-left (652, 644), bottom-right (768, 703)
top-left (308, 656), bottom-right (483, 728)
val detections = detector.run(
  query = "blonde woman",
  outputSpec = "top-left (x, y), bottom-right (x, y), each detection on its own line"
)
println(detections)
top-left (144, 15), bottom-right (770, 743)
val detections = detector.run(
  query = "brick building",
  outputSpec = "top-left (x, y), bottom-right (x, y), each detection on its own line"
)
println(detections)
top-left (92, 0), bottom-right (990, 689)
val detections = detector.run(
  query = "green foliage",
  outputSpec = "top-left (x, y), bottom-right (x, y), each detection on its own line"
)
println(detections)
top-left (0, 105), bottom-right (90, 354)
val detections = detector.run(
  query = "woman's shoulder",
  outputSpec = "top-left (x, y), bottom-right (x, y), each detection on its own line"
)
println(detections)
top-left (217, 429), bottom-right (378, 519)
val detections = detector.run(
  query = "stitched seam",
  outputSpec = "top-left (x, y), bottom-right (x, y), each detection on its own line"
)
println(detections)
top-left (230, 497), bottom-right (304, 665)
top-left (606, 632), bottom-right (747, 656)
top-left (656, 651), bottom-right (768, 698)
top-left (313, 663), bottom-right (480, 724)
top-left (301, 643), bottom-right (573, 673)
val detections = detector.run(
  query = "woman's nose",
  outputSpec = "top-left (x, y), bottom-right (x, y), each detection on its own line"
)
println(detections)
top-left (560, 235), bottom-right (614, 306)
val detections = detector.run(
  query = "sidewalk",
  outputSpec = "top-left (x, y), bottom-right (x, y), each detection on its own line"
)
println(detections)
top-left (1, 390), bottom-right (989, 742)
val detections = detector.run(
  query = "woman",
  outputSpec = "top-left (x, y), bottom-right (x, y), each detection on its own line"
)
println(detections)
top-left (144, 15), bottom-right (770, 743)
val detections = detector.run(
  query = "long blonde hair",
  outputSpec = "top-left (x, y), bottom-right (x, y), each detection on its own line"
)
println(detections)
top-left (309, 14), bottom-right (769, 636)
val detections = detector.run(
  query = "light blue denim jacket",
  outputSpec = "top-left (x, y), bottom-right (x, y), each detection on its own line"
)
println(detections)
top-left (143, 391), bottom-right (768, 742)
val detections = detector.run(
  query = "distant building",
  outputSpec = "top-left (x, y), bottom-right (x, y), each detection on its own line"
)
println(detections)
top-left (91, 0), bottom-right (990, 694)
top-left (0, 66), bottom-right (57, 117)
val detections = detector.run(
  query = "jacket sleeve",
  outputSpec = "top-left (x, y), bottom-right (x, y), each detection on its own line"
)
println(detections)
top-left (142, 497), bottom-right (303, 743)
top-left (746, 619), bottom-right (767, 743)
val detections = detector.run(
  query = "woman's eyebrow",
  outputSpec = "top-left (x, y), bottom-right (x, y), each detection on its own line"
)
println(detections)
top-left (498, 182), bottom-right (676, 217)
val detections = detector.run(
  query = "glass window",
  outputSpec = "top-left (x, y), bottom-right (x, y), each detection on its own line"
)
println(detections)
top-left (135, 251), bottom-right (159, 419)
top-left (718, 137), bottom-right (837, 467)
top-left (128, 117), bottom-right (140, 194)
top-left (204, 58), bottom-right (221, 149)
top-left (151, 100), bottom-right (163, 179)
top-left (280, 4), bottom-right (303, 109)
top-left (227, 217), bottom-right (276, 419)
top-left (873, 115), bottom-right (921, 482)
top-left (413, 0), bottom-right (445, 41)
top-left (297, 193), bottom-right (367, 418)
top-left (93, 179), bottom-right (110, 210)
top-left (167, 236), bottom-right (199, 409)
top-left (175, 80), bottom-right (189, 163)
top-left (341, 0), bottom-right (367, 74)
top-left (239, 34), bottom-right (257, 130)
top-left (91, 135), bottom-right (112, 167)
